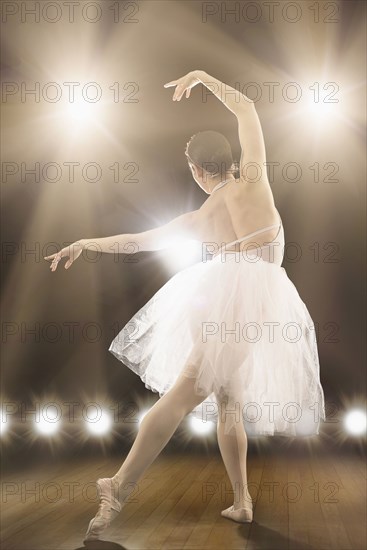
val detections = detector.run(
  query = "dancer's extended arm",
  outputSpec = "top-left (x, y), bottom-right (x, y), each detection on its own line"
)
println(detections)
top-left (80, 209), bottom-right (200, 253)
top-left (44, 209), bottom-right (201, 271)
top-left (165, 70), bottom-right (269, 186)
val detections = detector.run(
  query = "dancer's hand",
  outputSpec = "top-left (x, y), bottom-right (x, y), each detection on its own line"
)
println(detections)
top-left (164, 70), bottom-right (201, 101)
top-left (44, 240), bottom-right (85, 272)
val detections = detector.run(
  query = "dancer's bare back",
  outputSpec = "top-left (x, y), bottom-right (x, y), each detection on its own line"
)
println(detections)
top-left (195, 177), bottom-right (280, 254)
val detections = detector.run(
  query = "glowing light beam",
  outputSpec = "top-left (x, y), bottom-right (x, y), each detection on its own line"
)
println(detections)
top-left (85, 409), bottom-right (112, 436)
top-left (343, 409), bottom-right (367, 436)
top-left (189, 416), bottom-right (214, 436)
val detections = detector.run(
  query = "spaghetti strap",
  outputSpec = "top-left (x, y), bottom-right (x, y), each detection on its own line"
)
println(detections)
top-left (222, 212), bottom-right (282, 250)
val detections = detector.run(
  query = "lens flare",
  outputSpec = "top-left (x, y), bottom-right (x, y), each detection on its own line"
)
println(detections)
top-left (35, 407), bottom-right (61, 436)
top-left (0, 410), bottom-right (9, 435)
top-left (189, 416), bottom-right (214, 435)
top-left (343, 409), bottom-right (367, 436)
top-left (85, 409), bottom-right (112, 436)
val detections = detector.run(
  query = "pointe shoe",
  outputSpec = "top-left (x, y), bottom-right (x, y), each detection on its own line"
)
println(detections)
top-left (84, 477), bottom-right (122, 542)
top-left (221, 504), bottom-right (253, 523)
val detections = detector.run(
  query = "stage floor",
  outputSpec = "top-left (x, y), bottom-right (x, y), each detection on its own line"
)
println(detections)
top-left (1, 447), bottom-right (366, 550)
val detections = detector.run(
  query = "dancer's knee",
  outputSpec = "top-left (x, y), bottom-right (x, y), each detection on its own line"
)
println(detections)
top-left (139, 398), bottom-right (184, 435)
top-left (167, 372), bottom-right (208, 414)
top-left (215, 391), bottom-right (229, 422)
top-left (140, 374), bottom-right (209, 423)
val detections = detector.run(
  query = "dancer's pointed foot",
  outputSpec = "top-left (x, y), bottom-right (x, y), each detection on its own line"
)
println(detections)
top-left (221, 497), bottom-right (253, 523)
top-left (83, 477), bottom-right (122, 542)
top-left (221, 504), bottom-right (253, 523)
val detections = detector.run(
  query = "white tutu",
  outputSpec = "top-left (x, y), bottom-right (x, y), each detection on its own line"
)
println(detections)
top-left (109, 231), bottom-right (326, 438)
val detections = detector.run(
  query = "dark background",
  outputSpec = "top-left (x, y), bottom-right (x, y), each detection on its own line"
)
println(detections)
top-left (1, 0), bottom-right (365, 429)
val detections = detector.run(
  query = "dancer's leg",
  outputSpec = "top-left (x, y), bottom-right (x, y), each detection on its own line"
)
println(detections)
top-left (216, 395), bottom-right (252, 511)
top-left (233, 418), bottom-right (252, 508)
top-left (85, 371), bottom-right (210, 541)
top-left (111, 371), bottom-right (209, 505)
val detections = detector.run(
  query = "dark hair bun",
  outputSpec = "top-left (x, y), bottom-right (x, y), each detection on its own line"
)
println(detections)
top-left (186, 130), bottom-right (233, 177)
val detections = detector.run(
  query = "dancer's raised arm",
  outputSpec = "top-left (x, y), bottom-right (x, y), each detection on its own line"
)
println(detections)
top-left (44, 209), bottom-right (200, 271)
top-left (164, 70), bottom-right (269, 187)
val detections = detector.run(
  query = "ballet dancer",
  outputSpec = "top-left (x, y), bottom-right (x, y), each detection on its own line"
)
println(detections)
top-left (44, 70), bottom-right (325, 542)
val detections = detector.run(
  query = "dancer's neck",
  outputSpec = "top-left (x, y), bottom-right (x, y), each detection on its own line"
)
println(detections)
top-left (209, 177), bottom-right (235, 194)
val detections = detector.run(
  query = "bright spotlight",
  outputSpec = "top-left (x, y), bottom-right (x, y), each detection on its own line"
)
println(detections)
top-left (189, 415), bottom-right (214, 435)
top-left (86, 409), bottom-right (112, 436)
top-left (0, 410), bottom-right (9, 435)
top-left (343, 409), bottom-right (367, 436)
top-left (307, 98), bottom-right (336, 120)
top-left (35, 408), bottom-right (61, 436)
top-left (164, 238), bottom-right (201, 272)
top-left (67, 100), bottom-right (95, 125)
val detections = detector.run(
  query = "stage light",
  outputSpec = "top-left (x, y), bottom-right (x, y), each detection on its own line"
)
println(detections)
top-left (35, 408), bottom-right (61, 436)
top-left (0, 410), bottom-right (9, 435)
top-left (307, 98), bottom-right (336, 120)
top-left (189, 416), bottom-right (214, 435)
top-left (164, 238), bottom-right (201, 272)
top-left (343, 409), bottom-right (367, 436)
top-left (85, 409), bottom-right (112, 436)
top-left (67, 99), bottom-right (94, 124)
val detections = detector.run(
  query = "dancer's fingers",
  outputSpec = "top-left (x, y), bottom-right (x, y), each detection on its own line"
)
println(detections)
top-left (164, 80), bottom-right (177, 88)
top-left (50, 255), bottom-right (61, 272)
top-left (175, 86), bottom-right (186, 101)
top-left (173, 85), bottom-right (181, 101)
top-left (180, 87), bottom-right (189, 101)
top-left (44, 250), bottom-right (64, 261)
top-left (186, 88), bottom-right (191, 99)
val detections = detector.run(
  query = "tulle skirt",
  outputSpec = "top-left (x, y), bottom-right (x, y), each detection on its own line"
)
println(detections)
top-left (109, 247), bottom-right (326, 437)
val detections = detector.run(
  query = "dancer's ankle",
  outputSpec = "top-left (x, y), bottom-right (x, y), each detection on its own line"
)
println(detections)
top-left (234, 494), bottom-right (252, 510)
top-left (110, 475), bottom-right (137, 507)
top-left (111, 474), bottom-right (119, 485)
top-left (110, 475), bottom-right (121, 499)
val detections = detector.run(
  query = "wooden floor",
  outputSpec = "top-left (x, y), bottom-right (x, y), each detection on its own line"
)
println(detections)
top-left (1, 448), bottom-right (366, 550)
